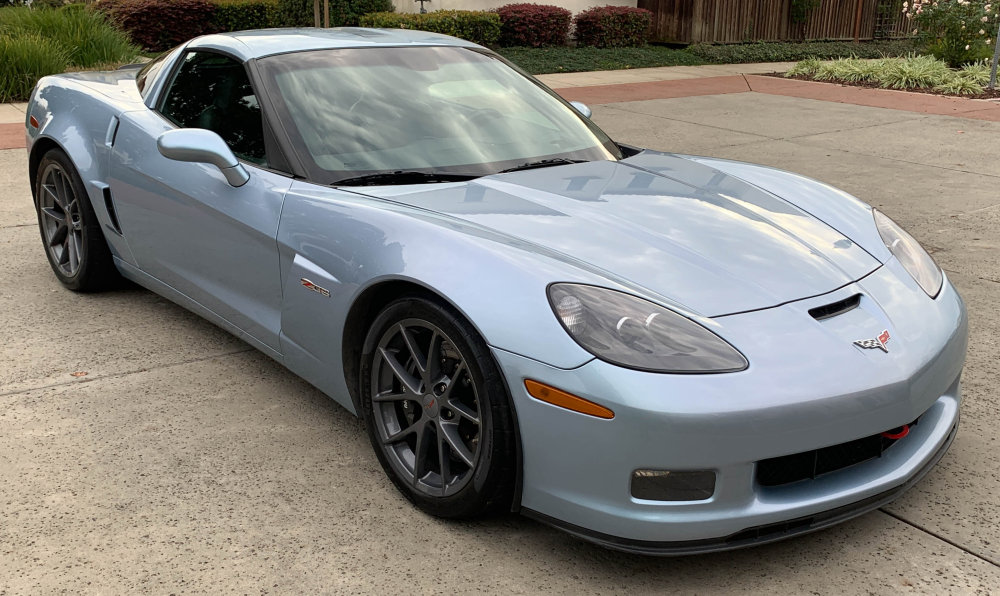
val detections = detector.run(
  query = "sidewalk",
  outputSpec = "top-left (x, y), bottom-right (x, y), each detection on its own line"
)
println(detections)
top-left (534, 61), bottom-right (798, 87)
top-left (0, 103), bottom-right (26, 151)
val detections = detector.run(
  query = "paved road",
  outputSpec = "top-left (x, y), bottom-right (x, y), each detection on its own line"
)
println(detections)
top-left (2, 90), bottom-right (999, 594)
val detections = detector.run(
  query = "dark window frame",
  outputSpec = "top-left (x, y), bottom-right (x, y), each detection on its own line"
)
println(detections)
top-left (154, 48), bottom-right (293, 176)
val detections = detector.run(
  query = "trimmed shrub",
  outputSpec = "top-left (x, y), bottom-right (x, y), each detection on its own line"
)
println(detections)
top-left (688, 39), bottom-right (922, 64)
top-left (496, 45), bottom-right (705, 74)
top-left (573, 6), bottom-right (652, 48)
top-left (212, 0), bottom-right (279, 32)
top-left (360, 10), bottom-right (501, 46)
top-left (95, 0), bottom-right (216, 51)
top-left (337, 0), bottom-right (393, 26)
top-left (275, 0), bottom-right (311, 26)
top-left (0, 32), bottom-right (68, 101)
top-left (0, 5), bottom-right (138, 67)
top-left (274, 0), bottom-right (392, 27)
top-left (496, 3), bottom-right (570, 48)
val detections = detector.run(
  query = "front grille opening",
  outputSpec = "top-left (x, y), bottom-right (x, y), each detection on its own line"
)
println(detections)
top-left (809, 293), bottom-right (861, 321)
top-left (756, 418), bottom-right (918, 487)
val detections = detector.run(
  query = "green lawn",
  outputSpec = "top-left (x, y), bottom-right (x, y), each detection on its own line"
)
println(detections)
top-left (496, 45), bottom-right (706, 75)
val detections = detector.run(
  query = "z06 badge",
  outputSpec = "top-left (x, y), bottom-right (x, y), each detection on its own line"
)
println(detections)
top-left (300, 278), bottom-right (331, 298)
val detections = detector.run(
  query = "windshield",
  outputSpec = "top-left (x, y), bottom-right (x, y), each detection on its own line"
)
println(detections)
top-left (256, 46), bottom-right (622, 184)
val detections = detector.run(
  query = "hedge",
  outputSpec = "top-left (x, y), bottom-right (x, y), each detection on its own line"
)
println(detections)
top-left (573, 6), bottom-right (652, 48)
top-left (360, 10), bottom-right (501, 46)
top-left (496, 3), bottom-right (570, 48)
top-left (687, 39), bottom-right (923, 64)
top-left (94, 0), bottom-right (217, 51)
top-left (275, 0), bottom-right (392, 27)
top-left (212, 0), bottom-right (279, 32)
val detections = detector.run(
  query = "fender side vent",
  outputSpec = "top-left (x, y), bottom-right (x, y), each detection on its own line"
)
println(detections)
top-left (103, 187), bottom-right (123, 235)
top-left (809, 294), bottom-right (861, 321)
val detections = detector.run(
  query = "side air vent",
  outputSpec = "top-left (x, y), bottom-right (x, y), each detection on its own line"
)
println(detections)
top-left (103, 187), bottom-right (123, 235)
top-left (808, 294), bottom-right (861, 321)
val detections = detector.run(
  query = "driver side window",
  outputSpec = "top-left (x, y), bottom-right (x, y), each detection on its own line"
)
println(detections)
top-left (160, 51), bottom-right (268, 166)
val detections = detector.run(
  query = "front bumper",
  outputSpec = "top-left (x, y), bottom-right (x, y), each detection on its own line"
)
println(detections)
top-left (495, 263), bottom-right (968, 553)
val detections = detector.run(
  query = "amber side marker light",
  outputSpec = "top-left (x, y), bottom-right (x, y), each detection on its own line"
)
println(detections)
top-left (524, 379), bottom-right (614, 419)
top-left (29, 115), bottom-right (39, 129)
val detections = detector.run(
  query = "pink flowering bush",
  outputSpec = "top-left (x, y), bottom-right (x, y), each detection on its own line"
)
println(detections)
top-left (903, 0), bottom-right (998, 66)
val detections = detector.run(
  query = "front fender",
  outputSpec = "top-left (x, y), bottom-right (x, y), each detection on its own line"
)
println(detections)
top-left (275, 182), bottom-right (605, 411)
top-left (27, 75), bottom-right (145, 266)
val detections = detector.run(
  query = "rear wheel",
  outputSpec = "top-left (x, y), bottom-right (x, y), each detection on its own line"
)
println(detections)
top-left (360, 295), bottom-right (516, 518)
top-left (34, 149), bottom-right (118, 291)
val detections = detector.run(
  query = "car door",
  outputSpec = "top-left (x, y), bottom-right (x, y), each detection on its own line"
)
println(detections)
top-left (109, 50), bottom-right (291, 354)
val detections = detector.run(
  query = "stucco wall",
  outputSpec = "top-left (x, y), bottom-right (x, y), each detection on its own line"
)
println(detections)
top-left (390, 0), bottom-right (637, 14)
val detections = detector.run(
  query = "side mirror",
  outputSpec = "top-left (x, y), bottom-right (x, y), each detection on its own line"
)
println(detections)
top-left (569, 101), bottom-right (592, 119)
top-left (156, 128), bottom-right (250, 187)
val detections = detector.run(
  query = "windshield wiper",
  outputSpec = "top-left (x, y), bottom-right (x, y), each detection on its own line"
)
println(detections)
top-left (497, 158), bottom-right (589, 174)
top-left (332, 171), bottom-right (480, 186)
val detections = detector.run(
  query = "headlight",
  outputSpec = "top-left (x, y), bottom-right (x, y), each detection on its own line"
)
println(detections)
top-left (548, 284), bottom-right (748, 373)
top-left (873, 209), bottom-right (942, 298)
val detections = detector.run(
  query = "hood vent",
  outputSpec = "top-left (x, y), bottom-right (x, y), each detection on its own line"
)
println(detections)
top-left (809, 294), bottom-right (861, 321)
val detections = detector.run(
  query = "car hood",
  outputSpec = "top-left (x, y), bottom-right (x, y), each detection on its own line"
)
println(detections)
top-left (356, 153), bottom-right (881, 317)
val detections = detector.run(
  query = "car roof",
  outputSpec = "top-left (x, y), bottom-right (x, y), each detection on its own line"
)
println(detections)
top-left (188, 27), bottom-right (482, 61)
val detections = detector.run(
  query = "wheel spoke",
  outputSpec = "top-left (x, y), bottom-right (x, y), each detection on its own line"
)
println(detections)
top-left (48, 223), bottom-right (68, 248)
top-left (399, 325), bottom-right (427, 378)
top-left (440, 421), bottom-right (475, 468)
top-left (424, 331), bottom-right (443, 384)
top-left (66, 231), bottom-right (80, 272)
top-left (379, 347), bottom-right (423, 395)
top-left (440, 361), bottom-right (466, 400)
top-left (57, 170), bottom-right (72, 209)
top-left (41, 206), bottom-right (66, 225)
top-left (43, 184), bottom-right (62, 209)
top-left (446, 399), bottom-right (479, 425)
top-left (372, 389), bottom-right (411, 403)
top-left (436, 429), bottom-right (451, 494)
top-left (412, 422), bottom-right (431, 484)
top-left (382, 418), bottom-right (420, 445)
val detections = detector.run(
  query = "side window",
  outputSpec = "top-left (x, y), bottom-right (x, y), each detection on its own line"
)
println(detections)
top-left (160, 51), bottom-right (267, 166)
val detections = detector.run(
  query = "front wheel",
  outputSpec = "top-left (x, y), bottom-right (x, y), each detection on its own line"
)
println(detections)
top-left (360, 295), bottom-right (516, 518)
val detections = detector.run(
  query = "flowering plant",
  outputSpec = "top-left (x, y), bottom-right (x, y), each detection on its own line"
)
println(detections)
top-left (903, 0), bottom-right (999, 66)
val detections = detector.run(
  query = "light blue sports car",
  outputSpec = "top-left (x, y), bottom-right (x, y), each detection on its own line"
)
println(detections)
top-left (25, 28), bottom-right (967, 554)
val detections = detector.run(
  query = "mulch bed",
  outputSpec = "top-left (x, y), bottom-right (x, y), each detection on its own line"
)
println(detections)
top-left (766, 72), bottom-right (1000, 100)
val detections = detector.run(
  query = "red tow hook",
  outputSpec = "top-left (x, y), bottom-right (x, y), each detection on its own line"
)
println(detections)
top-left (881, 425), bottom-right (910, 440)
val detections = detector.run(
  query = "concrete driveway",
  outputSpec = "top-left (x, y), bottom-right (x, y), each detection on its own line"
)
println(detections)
top-left (2, 84), bottom-right (999, 593)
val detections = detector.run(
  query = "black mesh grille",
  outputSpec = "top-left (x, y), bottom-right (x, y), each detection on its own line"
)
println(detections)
top-left (756, 418), bottom-right (918, 487)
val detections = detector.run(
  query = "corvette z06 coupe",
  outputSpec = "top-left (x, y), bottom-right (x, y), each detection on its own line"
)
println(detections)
top-left (24, 28), bottom-right (968, 554)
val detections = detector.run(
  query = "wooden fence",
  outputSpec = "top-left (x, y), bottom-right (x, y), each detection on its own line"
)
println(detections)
top-left (637, 0), bottom-right (911, 44)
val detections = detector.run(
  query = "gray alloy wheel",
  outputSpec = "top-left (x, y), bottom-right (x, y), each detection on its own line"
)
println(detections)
top-left (360, 295), bottom-right (516, 518)
top-left (33, 149), bottom-right (118, 291)
top-left (38, 161), bottom-right (84, 278)
top-left (371, 319), bottom-right (483, 497)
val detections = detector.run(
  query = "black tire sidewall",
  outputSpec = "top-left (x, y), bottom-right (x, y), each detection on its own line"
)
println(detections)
top-left (359, 295), bottom-right (515, 519)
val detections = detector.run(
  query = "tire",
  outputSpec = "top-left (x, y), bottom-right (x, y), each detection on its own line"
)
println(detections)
top-left (34, 149), bottom-right (118, 291)
top-left (360, 295), bottom-right (516, 518)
